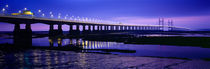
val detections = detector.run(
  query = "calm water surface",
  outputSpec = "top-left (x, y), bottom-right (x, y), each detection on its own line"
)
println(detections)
top-left (1, 33), bottom-right (210, 59)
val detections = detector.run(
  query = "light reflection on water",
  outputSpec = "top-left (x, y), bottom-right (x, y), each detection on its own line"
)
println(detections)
top-left (0, 49), bottom-right (92, 69)
top-left (31, 37), bottom-right (210, 59)
top-left (33, 37), bottom-right (125, 49)
top-left (1, 33), bottom-right (210, 68)
top-left (1, 35), bottom-right (210, 59)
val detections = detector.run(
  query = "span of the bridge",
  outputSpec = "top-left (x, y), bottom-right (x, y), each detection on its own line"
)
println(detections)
top-left (0, 15), bottom-right (189, 35)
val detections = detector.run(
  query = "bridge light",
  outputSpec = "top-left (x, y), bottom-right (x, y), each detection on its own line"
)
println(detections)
top-left (74, 18), bottom-right (77, 21)
top-left (51, 15), bottom-right (54, 18)
top-left (81, 17), bottom-right (84, 22)
top-left (38, 10), bottom-right (41, 13)
top-left (24, 8), bottom-right (27, 10)
top-left (58, 15), bottom-right (61, 19)
top-left (64, 16), bottom-right (67, 19)
top-left (58, 13), bottom-right (61, 16)
top-left (42, 13), bottom-right (45, 17)
top-left (1, 8), bottom-right (5, 15)
top-left (66, 14), bottom-right (69, 16)
top-left (69, 17), bottom-right (72, 20)
top-left (5, 5), bottom-right (8, 8)
top-left (85, 18), bottom-right (88, 21)
top-left (18, 10), bottom-right (21, 13)
top-left (2, 8), bottom-right (5, 12)
top-left (50, 12), bottom-right (52, 14)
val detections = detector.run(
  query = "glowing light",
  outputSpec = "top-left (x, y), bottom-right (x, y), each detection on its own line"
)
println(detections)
top-left (38, 10), bottom-right (41, 13)
top-left (49, 39), bottom-right (53, 43)
top-left (50, 12), bottom-right (52, 14)
top-left (51, 15), bottom-right (54, 18)
top-left (58, 38), bottom-right (62, 41)
top-left (89, 41), bottom-right (91, 49)
top-left (66, 14), bottom-right (69, 16)
top-left (58, 16), bottom-right (61, 19)
top-left (85, 41), bottom-right (88, 46)
top-left (70, 39), bottom-right (73, 44)
top-left (58, 41), bottom-right (61, 45)
top-left (82, 41), bottom-right (85, 48)
top-left (2, 8), bottom-right (5, 12)
top-left (18, 10), bottom-right (21, 13)
top-left (69, 17), bottom-right (72, 20)
top-left (22, 11), bottom-right (34, 15)
top-left (5, 5), bottom-right (8, 8)
top-left (11, 13), bottom-right (20, 15)
top-left (86, 18), bottom-right (88, 21)
top-left (24, 8), bottom-right (27, 10)
top-left (42, 13), bottom-right (45, 17)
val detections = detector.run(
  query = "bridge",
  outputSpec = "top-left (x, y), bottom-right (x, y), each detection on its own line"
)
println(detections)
top-left (0, 5), bottom-right (189, 35)
top-left (0, 15), bottom-right (189, 35)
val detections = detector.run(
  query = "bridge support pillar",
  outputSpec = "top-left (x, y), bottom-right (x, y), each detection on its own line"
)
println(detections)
top-left (111, 26), bottom-right (114, 31)
top-left (132, 26), bottom-right (135, 30)
top-left (76, 25), bottom-right (80, 34)
top-left (98, 25), bottom-right (102, 33)
top-left (82, 25), bottom-right (88, 34)
top-left (69, 24), bottom-right (73, 34)
top-left (120, 26), bottom-right (123, 31)
top-left (135, 26), bottom-right (137, 30)
top-left (144, 26), bottom-right (147, 30)
top-left (26, 24), bottom-right (32, 32)
top-left (124, 26), bottom-right (127, 31)
top-left (135, 26), bottom-right (138, 30)
top-left (116, 26), bottom-right (119, 31)
top-left (100, 25), bottom-right (102, 31)
top-left (49, 24), bottom-right (54, 35)
top-left (139, 26), bottom-right (141, 30)
top-left (49, 24), bottom-right (63, 35)
top-left (143, 26), bottom-right (145, 30)
top-left (83, 25), bottom-right (86, 31)
top-left (58, 24), bottom-right (63, 34)
top-left (104, 26), bottom-right (106, 31)
top-left (150, 27), bottom-right (152, 30)
top-left (104, 26), bottom-right (107, 33)
top-left (129, 26), bottom-right (131, 31)
top-left (14, 24), bottom-right (20, 33)
top-left (97, 25), bottom-right (100, 31)
top-left (106, 26), bottom-right (108, 30)
top-left (88, 25), bottom-right (91, 32)
top-left (13, 23), bottom-right (32, 47)
top-left (92, 25), bottom-right (95, 32)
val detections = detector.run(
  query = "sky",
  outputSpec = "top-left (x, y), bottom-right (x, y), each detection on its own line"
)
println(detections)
top-left (0, 0), bottom-right (210, 31)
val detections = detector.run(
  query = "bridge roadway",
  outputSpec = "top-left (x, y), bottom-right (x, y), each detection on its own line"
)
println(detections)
top-left (0, 15), bottom-right (188, 35)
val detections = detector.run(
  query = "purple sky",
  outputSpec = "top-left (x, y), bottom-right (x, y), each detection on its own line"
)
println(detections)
top-left (0, 0), bottom-right (210, 31)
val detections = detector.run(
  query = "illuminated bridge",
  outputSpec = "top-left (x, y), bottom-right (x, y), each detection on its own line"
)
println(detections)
top-left (0, 15), bottom-right (189, 35)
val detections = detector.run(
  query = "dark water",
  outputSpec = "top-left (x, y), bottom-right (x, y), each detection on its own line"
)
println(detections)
top-left (33, 37), bottom-right (210, 59)
top-left (1, 32), bottom-right (210, 59)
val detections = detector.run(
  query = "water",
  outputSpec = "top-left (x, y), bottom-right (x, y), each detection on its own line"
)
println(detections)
top-left (1, 32), bottom-right (210, 59)
top-left (1, 32), bottom-right (210, 68)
